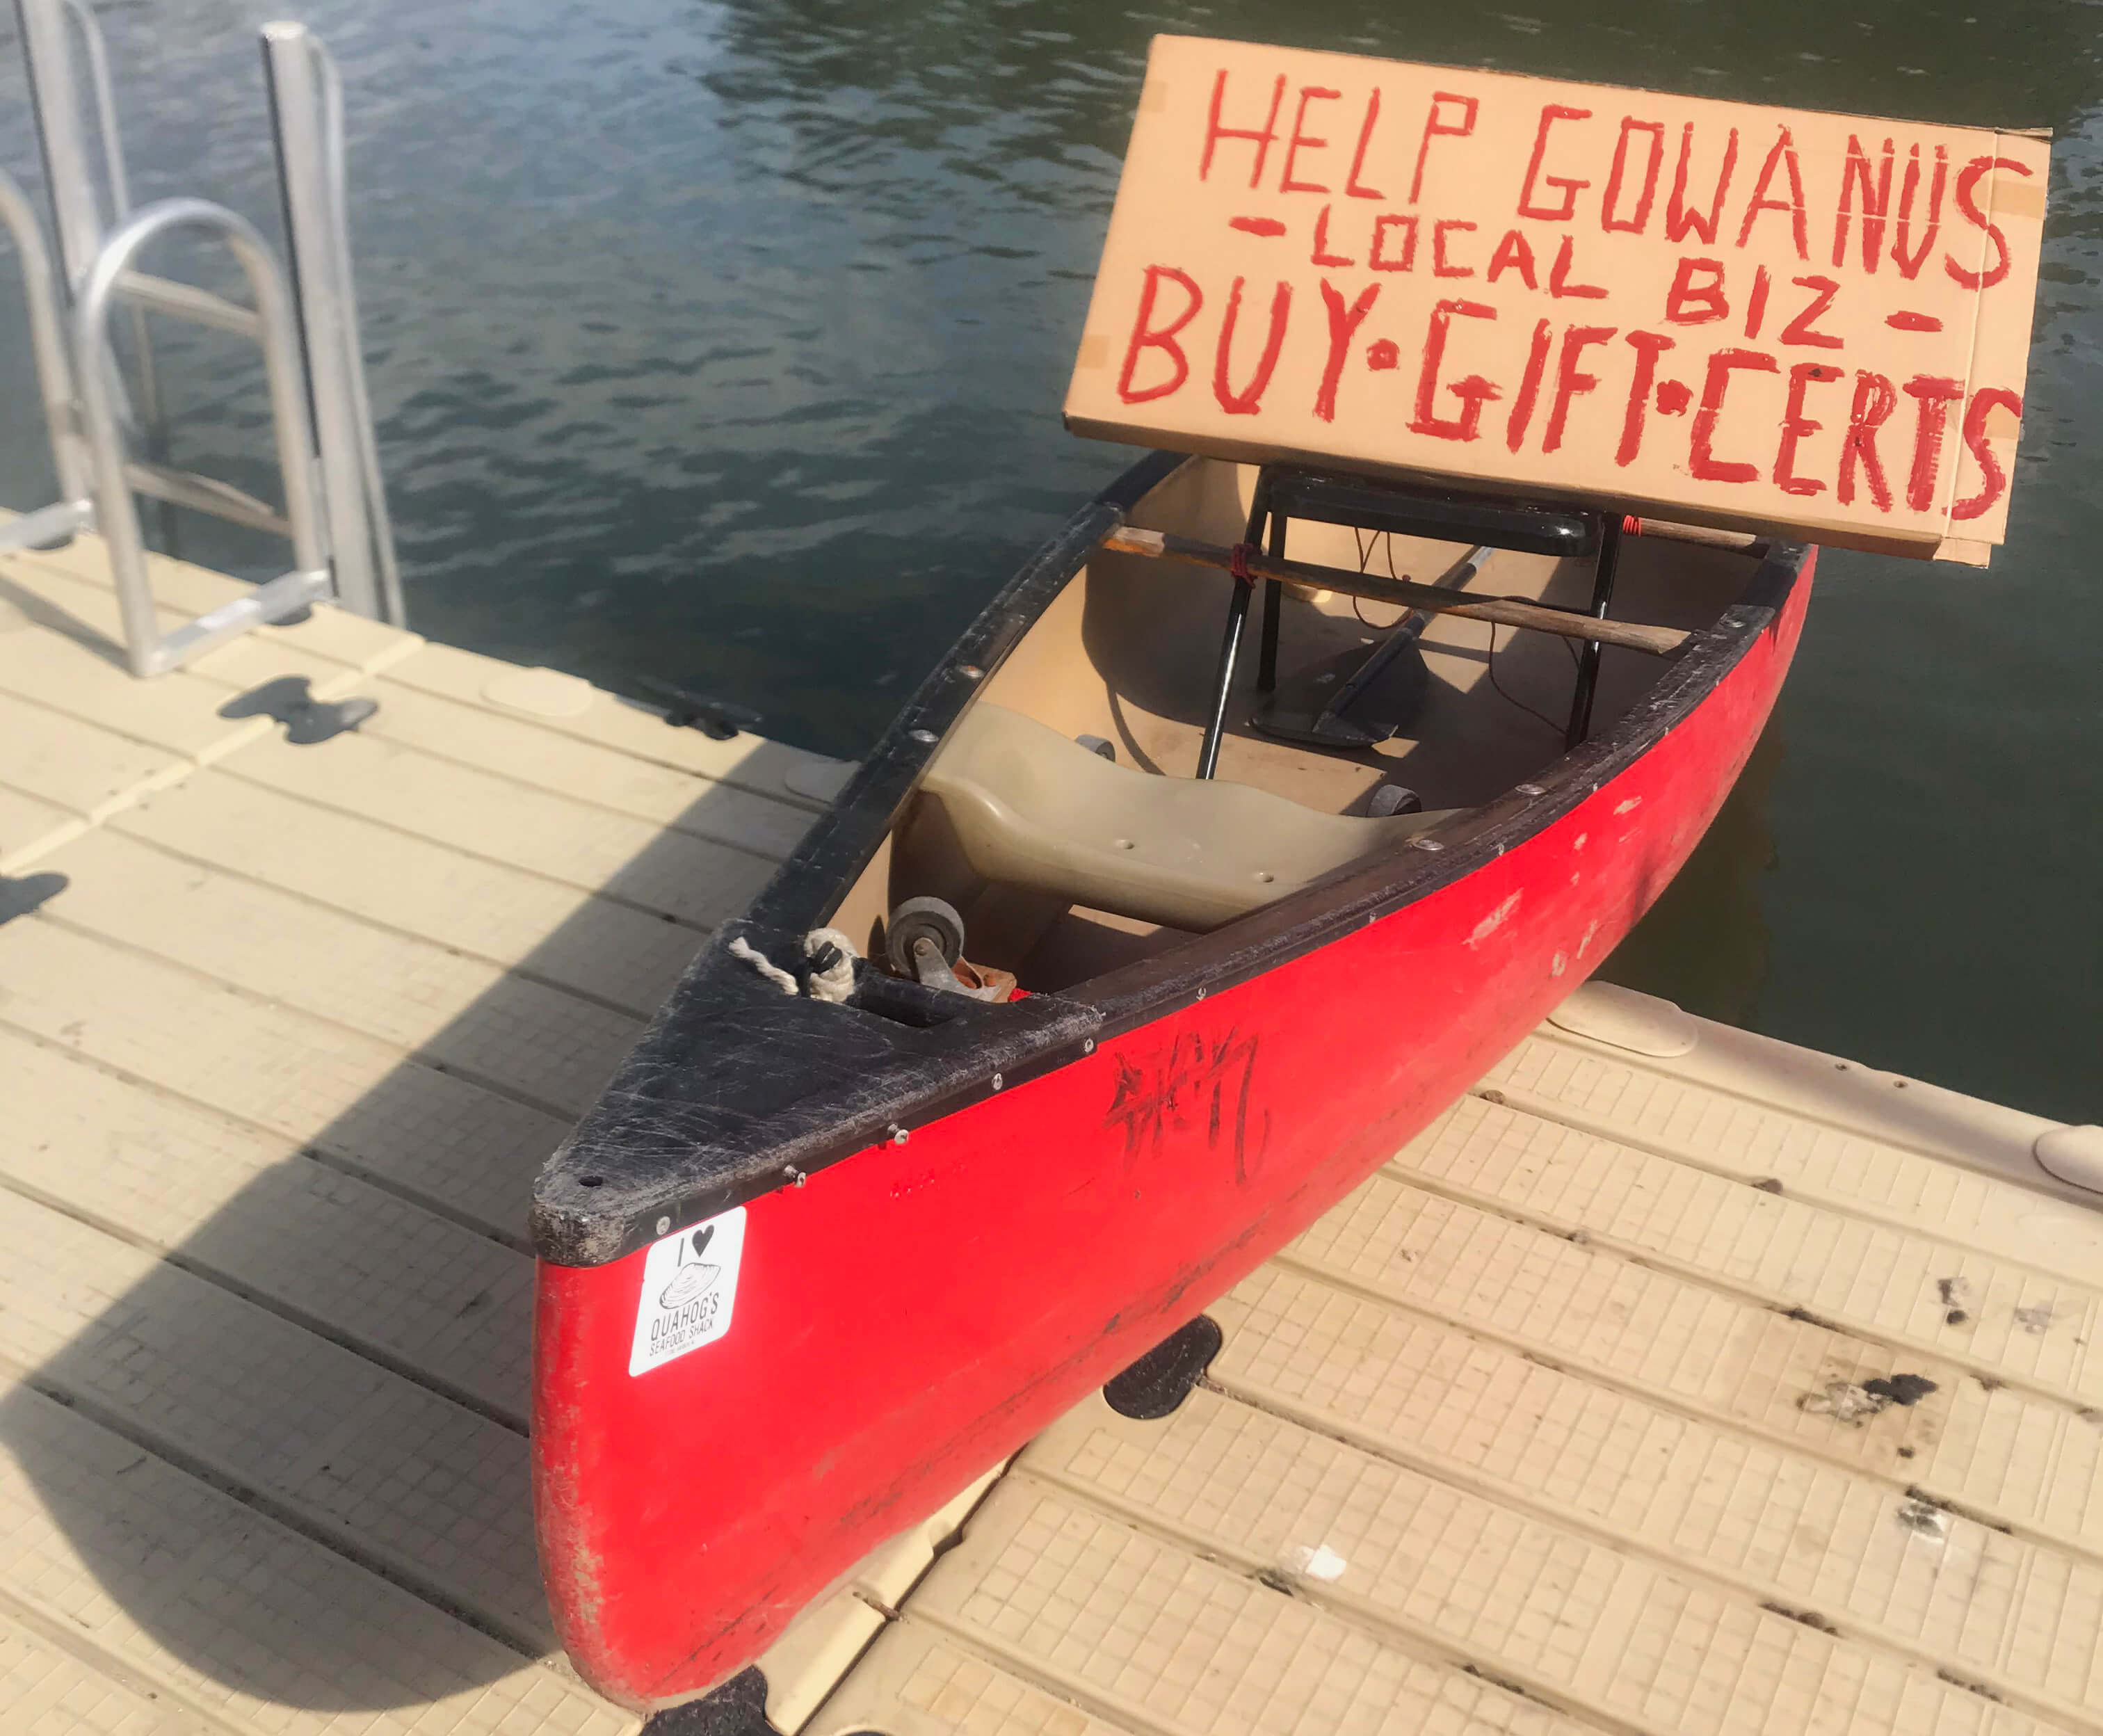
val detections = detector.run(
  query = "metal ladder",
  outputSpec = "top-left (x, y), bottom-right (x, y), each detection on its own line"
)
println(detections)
top-left (0, 0), bottom-right (404, 675)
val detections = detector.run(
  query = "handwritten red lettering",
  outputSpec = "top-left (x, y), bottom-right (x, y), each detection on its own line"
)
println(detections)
top-left (1345, 90), bottom-right (1387, 199)
top-left (1665, 257), bottom-right (1729, 324)
top-left (1315, 279), bottom-right (1380, 421)
top-left (1618, 330), bottom-right (1676, 465)
top-left (1945, 155), bottom-right (2030, 290)
top-left (1202, 70), bottom-right (1287, 187)
top-left (1518, 104), bottom-right (1593, 221)
top-left (1433, 219), bottom-right (1478, 278)
top-left (1214, 277), bottom-right (1293, 415)
top-left (1602, 118), bottom-right (1666, 234)
top-left (1951, 387), bottom-right (2021, 520)
top-left (1370, 214), bottom-right (1419, 271)
top-left (1891, 145), bottom-right (1948, 280)
top-left (1410, 92), bottom-right (1478, 203)
top-left (1487, 228), bottom-right (1538, 289)
top-left (1280, 86), bottom-right (1342, 193)
top-left (1411, 298), bottom-right (1500, 441)
top-left (1690, 348), bottom-right (1778, 482)
top-left (1832, 136), bottom-right (1894, 272)
top-left (1311, 205), bottom-right (1354, 266)
top-left (1902, 373), bottom-right (1964, 510)
top-left (1544, 324), bottom-right (1615, 452)
top-left (1547, 234), bottom-right (1608, 298)
top-left (1666, 123), bottom-right (1738, 245)
top-left (1775, 361), bottom-right (1840, 496)
top-left (1839, 370), bottom-right (1899, 510)
top-left (1117, 265), bottom-right (1202, 403)
top-left (1736, 127), bottom-right (1808, 259)
top-left (1506, 317), bottom-right (1553, 452)
top-left (1780, 275), bottom-right (1843, 348)
top-left (1743, 264), bottom-right (1771, 339)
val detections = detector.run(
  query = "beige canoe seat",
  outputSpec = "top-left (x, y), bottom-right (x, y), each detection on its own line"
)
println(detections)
top-left (916, 703), bottom-right (1455, 933)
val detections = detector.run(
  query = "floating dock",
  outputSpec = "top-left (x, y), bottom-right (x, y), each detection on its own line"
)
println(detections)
top-left (2, 524), bottom-right (2099, 1736)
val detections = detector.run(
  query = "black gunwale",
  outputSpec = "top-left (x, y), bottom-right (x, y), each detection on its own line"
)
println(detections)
top-left (531, 452), bottom-right (1806, 1266)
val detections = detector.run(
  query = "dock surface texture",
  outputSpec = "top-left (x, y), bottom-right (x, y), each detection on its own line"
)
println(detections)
top-left (1, 524), bottom-right (2097, 1736)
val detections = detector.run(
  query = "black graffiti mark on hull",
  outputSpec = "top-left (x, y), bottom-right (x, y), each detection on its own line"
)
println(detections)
top-left (1104, 1027), bottom-right (1270, 1182)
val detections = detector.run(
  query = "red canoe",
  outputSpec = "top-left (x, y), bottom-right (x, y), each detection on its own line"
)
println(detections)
top-left (530, 451), bottom-right (1813, 1711)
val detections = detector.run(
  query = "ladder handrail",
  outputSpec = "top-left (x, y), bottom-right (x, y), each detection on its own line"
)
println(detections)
top-left (0, 166), bottom-right (90, 505)
top-left (17, 0), bottom-right (179, 550)
top-left (75, 197), bottom-right (331, 677)
top-left (262, 20), bottom-right (404, 627)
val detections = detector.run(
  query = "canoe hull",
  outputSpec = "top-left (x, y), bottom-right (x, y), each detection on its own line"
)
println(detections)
top-left (533, 545), bottom-right (1813, 1710)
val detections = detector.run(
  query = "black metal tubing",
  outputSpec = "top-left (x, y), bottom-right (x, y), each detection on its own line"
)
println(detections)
top-left (1255, 577), bottom-right (1282, 693)
top-left (1564, 514), bottom-right (1625, 748)
top-left (1267, 469), bottom-right (1598, 557)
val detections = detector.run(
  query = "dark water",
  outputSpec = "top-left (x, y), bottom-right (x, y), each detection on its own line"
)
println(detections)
top-left (0, 0), bottom-right (2095, 1119)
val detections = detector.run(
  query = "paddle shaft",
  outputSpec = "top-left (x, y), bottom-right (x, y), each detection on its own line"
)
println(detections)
top-left (1101, 527), bottom-right (1691, 658)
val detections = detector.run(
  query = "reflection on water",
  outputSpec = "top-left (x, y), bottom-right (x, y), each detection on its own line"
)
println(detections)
top-left (0, 0), bottom-right (2095, 1116)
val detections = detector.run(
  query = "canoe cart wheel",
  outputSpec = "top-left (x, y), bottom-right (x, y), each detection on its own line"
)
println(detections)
top-left (886, 895), bottom-right (967, 979)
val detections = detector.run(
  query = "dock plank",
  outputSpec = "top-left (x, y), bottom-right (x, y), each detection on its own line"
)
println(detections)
top-left (0, 689), bottom-right (187, 823)
top-left (1488, 1031), bottom-right (2103, 1290)
top-left (0, 916), bottom-right (565, 1241)
top-left (0, 783), bottom-right (78, 872)
top-left (359, 675), bottom-right (818, 860)
top-left (0, 1189), bottom-right (547, 1647)
top-left (0, 567), bottom-right (280, 764)
top-left (809, 1624), bottom-right (1147, 1736)
top-left (1026, 1381), bottom-right (2103, 1730)
top-left (903, 1477), bottom-right (1606, 1736)
top-left (0, 1029), bottom-right (533, 1422)
top-left (381, 639), bottom-right (848, 809)
top-left (214, 723), bottom-right (772, 927)
top-left (0, 1603), bottom-right (224, 1736)
top-left (1399, 1095), bottom-right (2103, 1408)
top-left (36, 827), bottom-right (638, 1118)
top-left (0, 1382), bottom-right (632, 1735)
top-left (113, 771), bottom-right (701, 1015)
top-left (1221, 1235), bottom-right (2103, 1562)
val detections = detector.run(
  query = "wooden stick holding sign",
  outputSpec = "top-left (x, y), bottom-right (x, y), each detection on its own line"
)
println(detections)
top-left (1101, 524), bottom-right (1691, 655)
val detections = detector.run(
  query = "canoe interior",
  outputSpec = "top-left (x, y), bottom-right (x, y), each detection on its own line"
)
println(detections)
top-left (831, 456), bottom-right (1759, 992)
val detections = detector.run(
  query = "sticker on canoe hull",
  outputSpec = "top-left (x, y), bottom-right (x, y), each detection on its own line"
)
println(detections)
top-left (629, 1207), bottom-right (746, 1376)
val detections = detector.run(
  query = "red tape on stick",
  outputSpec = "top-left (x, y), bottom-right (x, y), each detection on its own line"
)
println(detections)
top-left (1229, 541), bottom-right (1257, 583)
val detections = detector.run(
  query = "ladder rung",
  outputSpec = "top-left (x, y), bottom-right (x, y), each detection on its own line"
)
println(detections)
top-left (145, 565), bottom-right (330, 675)
top-left (115, 270), bottom-right (262, 340)
top-left (124, 460), bottom-right (289, 536)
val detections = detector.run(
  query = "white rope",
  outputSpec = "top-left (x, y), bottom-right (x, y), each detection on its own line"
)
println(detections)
top-left (727, 934), bottom-right (798, 995)
top-left (803, 927), bottom-right (860, 1004)
top-left (727, 929), bottom-right (861, 1002)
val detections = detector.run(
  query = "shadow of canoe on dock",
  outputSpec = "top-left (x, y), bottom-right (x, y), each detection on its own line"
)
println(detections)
top-left (0, 552), bottom-right (843, 1729)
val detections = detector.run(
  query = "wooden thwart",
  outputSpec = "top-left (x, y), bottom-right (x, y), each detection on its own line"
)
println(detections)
top-left (1102, 524), bottom-right (1691, 656)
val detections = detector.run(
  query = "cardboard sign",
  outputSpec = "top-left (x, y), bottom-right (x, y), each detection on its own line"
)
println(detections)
top-left (1065, 36), bottom-right (2048, 563)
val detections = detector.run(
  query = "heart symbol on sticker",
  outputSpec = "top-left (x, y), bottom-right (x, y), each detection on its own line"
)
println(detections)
top-left (692, 1225), bottom-right (715, 1258)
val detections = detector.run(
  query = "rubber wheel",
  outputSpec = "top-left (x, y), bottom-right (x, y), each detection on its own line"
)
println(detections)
top-left (1369, 783), bottom-right (1424, 818)
top-left (886, 895), bottom-right (967, 976)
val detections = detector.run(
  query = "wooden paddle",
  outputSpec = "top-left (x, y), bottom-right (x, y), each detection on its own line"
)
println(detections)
top-left (1099, 527), bottom-right (1693, 657)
